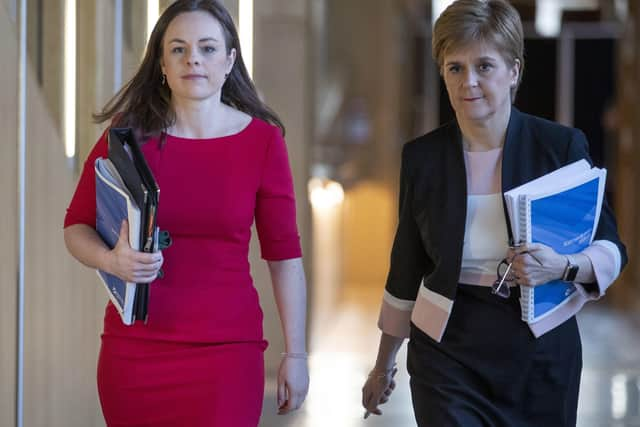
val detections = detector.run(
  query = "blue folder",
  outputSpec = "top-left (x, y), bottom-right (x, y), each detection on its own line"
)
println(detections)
top-left (95, 158), bottom-right (141, 325)
top-left (504, 160), bottom-right (606, 323)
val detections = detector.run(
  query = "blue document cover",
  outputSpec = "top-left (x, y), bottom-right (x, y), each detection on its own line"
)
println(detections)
top-left (504, 160), bottom-right (606, 323)
top-left (95, 158), bottom-right (141, 325)
top-left (524, 178), bottom-right (600, 321)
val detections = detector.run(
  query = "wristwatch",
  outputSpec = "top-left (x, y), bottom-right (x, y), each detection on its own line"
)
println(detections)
top-left (562, 255), bottom-right (579, 282)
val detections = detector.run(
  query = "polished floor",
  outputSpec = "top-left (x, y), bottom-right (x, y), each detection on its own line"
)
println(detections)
top-left (260, 286), bottom-right (640, 427)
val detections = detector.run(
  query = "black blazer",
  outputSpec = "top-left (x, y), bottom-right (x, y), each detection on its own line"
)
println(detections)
top-left (385, 107), bottom-right (628, 304)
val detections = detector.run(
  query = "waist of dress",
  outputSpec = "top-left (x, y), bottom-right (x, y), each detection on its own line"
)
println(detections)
top-left (159, 236), bottom-right (252, 282)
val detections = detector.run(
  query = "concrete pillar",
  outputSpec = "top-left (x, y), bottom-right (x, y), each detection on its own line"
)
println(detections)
top-left (613, 1), bottom-right (640, 306)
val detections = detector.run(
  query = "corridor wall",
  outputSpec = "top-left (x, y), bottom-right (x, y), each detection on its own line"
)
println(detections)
top-left (1, 1), bottom-right (105, 426)
top-left (21, 62), bottom-right (105, 427)
top-left (0, 3), bottom-right (19, 426)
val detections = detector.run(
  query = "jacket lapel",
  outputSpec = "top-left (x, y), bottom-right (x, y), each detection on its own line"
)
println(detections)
top-left (502, 107), bottom-right (525, 192)
top-left (501, 107), bottom-right (527, 244)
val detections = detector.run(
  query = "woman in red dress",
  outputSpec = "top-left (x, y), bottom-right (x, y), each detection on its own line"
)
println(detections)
top-left (63, 1), bottom-right (309, 425)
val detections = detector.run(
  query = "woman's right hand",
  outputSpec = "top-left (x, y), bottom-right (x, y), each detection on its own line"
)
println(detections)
top-left (361, 365), bottom-right (398, 418)
top-left (107, 220), bottom-right (164, 283)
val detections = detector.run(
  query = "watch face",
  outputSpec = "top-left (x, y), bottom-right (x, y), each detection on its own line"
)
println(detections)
top-left (566, 265), bottom-right (579, 282)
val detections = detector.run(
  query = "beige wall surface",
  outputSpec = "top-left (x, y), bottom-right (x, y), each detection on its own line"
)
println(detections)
top-left (21, 30), bottom-right (105, 427)
top-left (0, 1), bottom-right (107, 425)
top-left (0, 3), bottom-right (102, 426)
top-left (3, 0), bottom-right (17, 20)
top-left (343, 182), bottom-right (394, 288)
top-left (40, 0), bottom-right (64, 132)
top-left (0, 4), bottom-right (18, 427)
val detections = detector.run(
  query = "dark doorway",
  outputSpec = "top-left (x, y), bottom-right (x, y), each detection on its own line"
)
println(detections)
top-left (573, 38), bottom-right (616, 169)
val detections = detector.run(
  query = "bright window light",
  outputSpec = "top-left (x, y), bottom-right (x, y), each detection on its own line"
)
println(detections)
top-left (432, 0), bottom-right (455, 25)
top-left (239, 0), bottom-right (254, 78)
top-left (535, 0), bottom-right (599, 38)
top-left (611, 373), bottom-right (628, 419)
top-left (535, 0), bottom-right (561, 37)
top-left (309, 178), bottom-right (345, 209)
top-left (615, 0), bottom-right (629, 21)
top-left (64, 0), bottom-right (76, 158)
top-left (147, 0), bottom-right (159, 42)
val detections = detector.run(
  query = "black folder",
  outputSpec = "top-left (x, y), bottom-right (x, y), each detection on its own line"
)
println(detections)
top-left (107, 128), bottom-right (160, 323)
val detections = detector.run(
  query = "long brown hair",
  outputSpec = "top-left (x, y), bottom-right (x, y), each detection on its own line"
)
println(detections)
top-left (93, 0), bottom-right (285, 137)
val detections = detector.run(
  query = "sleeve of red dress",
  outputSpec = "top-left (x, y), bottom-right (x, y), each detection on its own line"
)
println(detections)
top-left (255, 127), bottom-right (302, 261)
top-left (63, 131), bottom-right (109, 228)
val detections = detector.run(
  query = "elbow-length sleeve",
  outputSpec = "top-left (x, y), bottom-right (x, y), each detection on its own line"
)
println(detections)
top-left (568, 129), bottom-right (627, 295)
top-left (254, 128), bottom-right (302, 261)
top-left (530, 129), bottom-right (628, 337)
top-left (63, 132), bottom-right (109, 228)
top-left (378, 143), bottom-right (432, 338)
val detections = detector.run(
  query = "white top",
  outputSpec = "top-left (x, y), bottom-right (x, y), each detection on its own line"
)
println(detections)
top-left (459, 148), bottom-right (509, 286)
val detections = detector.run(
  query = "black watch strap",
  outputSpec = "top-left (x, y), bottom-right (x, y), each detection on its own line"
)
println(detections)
top-left (562, 255), bottom-right (579, 282)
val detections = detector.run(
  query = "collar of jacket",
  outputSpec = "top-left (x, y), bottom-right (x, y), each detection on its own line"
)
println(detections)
top-left (451, 106), bottom-right (525, 186)
top-left (425, 106), bottom-right (525, 300)
top-left (455, 106), bottom-right (528, 239)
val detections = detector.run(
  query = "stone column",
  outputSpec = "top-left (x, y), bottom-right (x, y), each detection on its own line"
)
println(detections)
top-left (612, 1), bottom-right (639, 306)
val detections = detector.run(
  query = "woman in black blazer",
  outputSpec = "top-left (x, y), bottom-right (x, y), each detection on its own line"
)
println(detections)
top-left (361, 1), bottom-right (626, 426)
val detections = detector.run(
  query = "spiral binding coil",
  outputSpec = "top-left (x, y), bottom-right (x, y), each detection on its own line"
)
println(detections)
top-left (518, 196), bottom-right (535, 322)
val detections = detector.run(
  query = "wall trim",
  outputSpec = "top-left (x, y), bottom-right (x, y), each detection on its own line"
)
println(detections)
top-left (16, 0), bottom-right (26, 425)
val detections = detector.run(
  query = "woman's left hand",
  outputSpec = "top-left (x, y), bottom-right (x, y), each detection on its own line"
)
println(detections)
top-left (277, 355), bottom-right (309, 414)
top-left (507, 243), bottom-right (567, 286)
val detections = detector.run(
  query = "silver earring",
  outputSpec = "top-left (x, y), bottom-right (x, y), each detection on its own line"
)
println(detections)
top-left (161, 74), bottom-right (166, 85)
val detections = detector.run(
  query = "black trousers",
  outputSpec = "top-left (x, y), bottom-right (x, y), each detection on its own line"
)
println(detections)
top-left (407, 284), bottom-right (581, 427)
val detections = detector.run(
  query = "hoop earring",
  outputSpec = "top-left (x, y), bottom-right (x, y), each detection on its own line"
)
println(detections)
top-left (161, 74), bottom-right (166, 85)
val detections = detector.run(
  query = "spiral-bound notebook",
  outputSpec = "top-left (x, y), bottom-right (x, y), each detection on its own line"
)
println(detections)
top-left (504, 160), bottom-right (606, 323)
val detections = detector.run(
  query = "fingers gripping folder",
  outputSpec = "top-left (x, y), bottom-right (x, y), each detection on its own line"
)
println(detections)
top-left (94, 127), bottom-right (170, 325)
